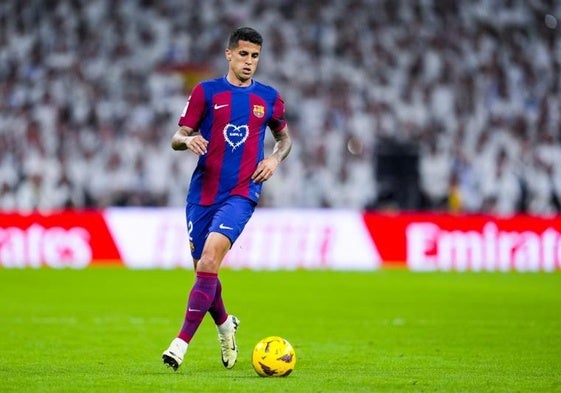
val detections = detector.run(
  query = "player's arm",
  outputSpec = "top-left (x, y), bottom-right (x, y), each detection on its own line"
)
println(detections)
top-left (171, 126), bottom-right (208, 155)
top-left (251, 126), bottom-right (292, 183)
top-left (173, 83), bottom-right (208, 154)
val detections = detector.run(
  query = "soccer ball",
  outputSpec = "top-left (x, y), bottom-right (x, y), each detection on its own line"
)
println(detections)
top-left (251, 336), bottom-right (296, 377)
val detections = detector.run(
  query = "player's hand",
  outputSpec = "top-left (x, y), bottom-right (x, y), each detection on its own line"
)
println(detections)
top-left (186, 135), bottom-right (208, 155)
top-left (251, 156), bottom-right (279, 183)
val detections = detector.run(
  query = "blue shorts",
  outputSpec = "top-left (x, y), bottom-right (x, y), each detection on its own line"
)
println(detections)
top-left (186, 196), bottom-right (257, 260)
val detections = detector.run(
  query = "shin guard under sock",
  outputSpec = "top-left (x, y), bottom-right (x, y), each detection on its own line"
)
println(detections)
top-left (178, 272), bottom-right (218, 343)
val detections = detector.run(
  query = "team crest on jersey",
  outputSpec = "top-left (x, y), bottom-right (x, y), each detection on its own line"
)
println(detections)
top-left (253, 105), bottom-right (265, 118)
top-left (224, 123), bottom-right (249, 150)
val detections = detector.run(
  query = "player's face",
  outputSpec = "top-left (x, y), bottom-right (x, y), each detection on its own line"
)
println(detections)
top-left (226, 40), bottom-right (261, 86)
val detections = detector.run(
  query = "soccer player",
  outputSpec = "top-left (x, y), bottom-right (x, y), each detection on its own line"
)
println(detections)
top-left (162, 27), bottom-right (292, 371)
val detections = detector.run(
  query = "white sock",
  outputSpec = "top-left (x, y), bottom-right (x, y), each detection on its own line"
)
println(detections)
top-left (217, 315), bottom-right (233, 334)
top-left (171, 337), bottom-right (188, 355)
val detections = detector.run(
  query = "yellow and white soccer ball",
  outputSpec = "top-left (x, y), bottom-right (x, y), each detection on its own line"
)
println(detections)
top-left (251, 336), bottom-right (296, 377)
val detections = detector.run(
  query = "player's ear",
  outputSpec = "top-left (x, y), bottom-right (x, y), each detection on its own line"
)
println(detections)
top-left (225, 48), bottom-right (232, 61)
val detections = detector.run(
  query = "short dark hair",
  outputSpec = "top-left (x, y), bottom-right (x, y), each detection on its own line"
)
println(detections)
top-left (228, 27), bottom-right (263, 49)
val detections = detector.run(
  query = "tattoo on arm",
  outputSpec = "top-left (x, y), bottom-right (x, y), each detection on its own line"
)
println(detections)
top-left (271, 127), bottom-right (292, 163)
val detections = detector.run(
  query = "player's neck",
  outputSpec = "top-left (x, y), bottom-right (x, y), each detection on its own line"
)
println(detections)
top-left (226, 73), bottom-right (253, 87)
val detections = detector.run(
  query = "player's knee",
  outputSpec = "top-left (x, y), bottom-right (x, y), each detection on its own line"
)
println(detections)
top-left (196, 254), bottom-right (221, 273)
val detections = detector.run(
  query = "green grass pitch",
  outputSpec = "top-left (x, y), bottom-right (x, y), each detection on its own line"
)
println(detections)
top-left (0, 268), bottom-right (560, 392)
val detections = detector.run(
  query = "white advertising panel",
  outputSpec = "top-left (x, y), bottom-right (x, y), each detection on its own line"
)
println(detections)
top-left (224, 209), bottom-right (381, 270)
top-left (104, 208), bottom-right (380, 270)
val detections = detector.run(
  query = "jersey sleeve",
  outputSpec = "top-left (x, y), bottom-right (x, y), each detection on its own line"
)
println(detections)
top-left (178, 83), bottom-right (206, 130)
top-left (267, 92), bottom-right (287, 132)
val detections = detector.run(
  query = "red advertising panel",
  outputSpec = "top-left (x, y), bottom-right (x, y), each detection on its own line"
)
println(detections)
top-left (0, 211), bottom-right (122, 268)
top-left (363, 212), bottom-right (561, 271)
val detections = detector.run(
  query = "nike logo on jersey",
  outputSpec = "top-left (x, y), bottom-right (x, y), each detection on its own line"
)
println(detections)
top-left (219, 223), bottom-right (234, 230)
top-left (214, 103), bottom-right (229, 110)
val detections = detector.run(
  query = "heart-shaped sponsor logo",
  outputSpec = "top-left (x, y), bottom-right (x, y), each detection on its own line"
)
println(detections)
top-left (223, 123), bottom-right (249, 150)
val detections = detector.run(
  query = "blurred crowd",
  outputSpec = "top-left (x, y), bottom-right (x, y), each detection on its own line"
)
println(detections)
top-left (1, 0), bottom-right (560, 215)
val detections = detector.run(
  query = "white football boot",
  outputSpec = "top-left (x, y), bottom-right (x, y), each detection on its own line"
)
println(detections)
top-left (162, 337), bottom-right (188, 371)
top-left (217, 315), bottom-right (240, 369)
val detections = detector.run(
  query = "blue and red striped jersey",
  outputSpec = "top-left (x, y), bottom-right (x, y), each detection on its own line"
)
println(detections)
top-left (178, 76), bottom-right (287, 205)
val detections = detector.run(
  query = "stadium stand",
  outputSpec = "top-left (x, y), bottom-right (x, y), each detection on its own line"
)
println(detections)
top-left (1, 0), bottom-right (560, 215)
